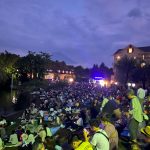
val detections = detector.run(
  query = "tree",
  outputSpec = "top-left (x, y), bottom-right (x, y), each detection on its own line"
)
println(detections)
top-left (132, 63), bottom-right (150, 88)
top-left (114, 56), bottom-right (136, 85)
top-left (74, 66), bottom-right (90, 81)
top-left (90, 63), bottom-right (113, 80)
top-left (0, 51), bottom-right (20, 87)
top-left (50, 60), bottom-right (68, 71)
top-left (16, 51), bottom-right (51, 82)
top-left (99, 62), bottom-right (113, 80)
top-left (90, 64), bottom-right (100, 78)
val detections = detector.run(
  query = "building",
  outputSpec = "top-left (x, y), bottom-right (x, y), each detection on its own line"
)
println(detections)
top-left (113, 44), bottom-right (150, 83)
top-left (44, 69), bottom-right (76, 82)
top-left (114, 44), bottom-right (150, 65)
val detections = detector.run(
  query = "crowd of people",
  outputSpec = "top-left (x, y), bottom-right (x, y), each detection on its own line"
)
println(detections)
top-left (0, 82), bottom-right (150, 150)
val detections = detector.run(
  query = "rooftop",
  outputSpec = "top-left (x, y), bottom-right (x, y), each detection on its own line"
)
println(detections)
top-left (114, 45), bottom-right (150, 55)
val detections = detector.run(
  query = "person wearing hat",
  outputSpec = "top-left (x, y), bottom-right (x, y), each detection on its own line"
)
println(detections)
top-left (71, 135), bottom-right (93, 150)
top-left (32, 142), bottom-right (45, 150)
top-left (127, 89), bottom-right (143, 149)
top-left (38, 126), bottom-right (46, 142)
top-left (140, 126), bottom-right (150, 149)
top-left (101, 114), bottom-right (118, 150)
top-left (101, 95), bottom-right (109, 112)
top-left (0, 137), bottom-right (4, 150)
top-left (137, 85), bottom-right (146, 108)
top-left (102, 94), bottom-right (121, 122)
top-left (84, 119), bottom-right (109, 150)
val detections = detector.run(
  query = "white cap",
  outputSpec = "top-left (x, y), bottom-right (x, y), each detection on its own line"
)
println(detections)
top-left (50, 108), bottom-right (54, 111)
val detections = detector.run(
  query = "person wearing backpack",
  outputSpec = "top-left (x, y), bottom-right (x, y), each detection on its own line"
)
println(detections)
top-left (84, 119), bottom-right (109, 150)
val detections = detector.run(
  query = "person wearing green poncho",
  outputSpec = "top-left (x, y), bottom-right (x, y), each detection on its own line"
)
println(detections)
top-left (127, 89), bottom-right (143, 150)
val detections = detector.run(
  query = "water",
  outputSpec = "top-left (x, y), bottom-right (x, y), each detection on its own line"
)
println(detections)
top-left (0, 90), bottom-right (16, 115)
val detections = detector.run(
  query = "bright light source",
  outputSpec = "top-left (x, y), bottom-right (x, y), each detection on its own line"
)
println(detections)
top-left (68, 78), bottom-right (74, 83)
top-left (12, 96), bottom-right (17, 104)
top-left (114, 82), bottom-right (118, 85)
top-left (99, 80), bottom-right (105, 87)
top-left (128, 48), bottom-right (133, 53)
top-left (141, 62), bottom-right (146, 68)
top-left (95, 77), bottom-right (103, 80)
top-left (132, 83), bottom-right (135, 87)
top-left (128, 83), bottom-right (131, 87)
top-left (110, 80), bottom-right (114, 84)
top-left (117, 56), bottom-right (121, 60)
top-left (93, 80), bottom-right (96, 84)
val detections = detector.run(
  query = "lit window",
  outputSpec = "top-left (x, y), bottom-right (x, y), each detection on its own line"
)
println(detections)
top-left (142, 55), bottom-right (145, 60)
top-left (117, 56), bottom-right (121, 60)
top-left (128, 47), bottom-right (133, 53)
top-left (141, 62), bottom-right (146, 68)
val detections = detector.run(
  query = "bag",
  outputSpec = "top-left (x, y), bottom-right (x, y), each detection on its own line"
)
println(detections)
top-left (143, 114), bottom-right (149, 120)
top-left (96, 131), bottom-right (109, 141)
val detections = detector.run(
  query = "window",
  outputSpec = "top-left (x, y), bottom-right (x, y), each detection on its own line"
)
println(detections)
top-left (128, 47), bottom-right (133, 53)
top-left (142, 55), bottom-right (145, 60)
top-left (116, 56), bottom-right (121, 60)
top-left (141, 62), bottom-right (146, 68)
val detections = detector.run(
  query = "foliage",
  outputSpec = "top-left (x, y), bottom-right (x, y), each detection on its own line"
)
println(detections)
top-left (0, 50), bottom-right (113, 87)
top-left (0, 51), bottom-right (20, 87)
top-left (74, 66), bottom-right (90, 81)
top-left (115, 56), bottom-right (150, 87)
top-left (114, 56), bottom-right (136, 85)
top-left (16, 51), bottom-right (51, 81)
top-left (90, 63), bottom-right (113, 80)
top-left (14, 91), bottom-right (31, 110)
top-left (132, 63), bottom-right (150, 88)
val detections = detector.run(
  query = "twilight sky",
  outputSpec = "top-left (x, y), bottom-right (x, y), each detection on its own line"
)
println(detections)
top-left (0, 0), bottom-right (150, 67)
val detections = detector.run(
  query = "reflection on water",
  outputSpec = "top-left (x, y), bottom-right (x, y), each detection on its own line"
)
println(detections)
top-left (0, 90), bottom-right (16, 114)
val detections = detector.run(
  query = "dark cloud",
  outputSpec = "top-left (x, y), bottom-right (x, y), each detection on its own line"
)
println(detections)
top-left (128, 8), bottom-right (142, 18)
top-left (0, 0), bottom-right (150, 67)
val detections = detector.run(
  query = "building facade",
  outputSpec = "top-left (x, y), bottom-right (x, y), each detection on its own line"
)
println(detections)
top-left (44, 70), bottom-right (76, 82)
top-left (113, 44), bottom-right (150, 83)
top-left (114, 44), bottom-right (150, 65)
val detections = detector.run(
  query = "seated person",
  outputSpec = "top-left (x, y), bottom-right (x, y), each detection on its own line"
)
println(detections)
top-left (6, 130), bottom-right (19, 146)
top-left (115, 112), bottom-right (127, 136)
top-left (101, 114), bottom-right (118, 150)
top-left (84, 119), bottom-right (109, 150)
top-left (16, 126), bottom-right (23, 141)
top-left (44, 124), bottom-right (52, 137)
top-left (44, 137), bottom-right (56, 150)
top-left (0, 116), bottom-right (7, 127)
top-left (74, 114), bottom-right (83, 127)
top-left (38, 127), bottom-right (46, 142)
top-left (0, 137), bottom-right (4, 150)
top-left (140, 125), bottom-right (150, 150)
top-left (102, 95), bottom-right (121, 122)
top-left (26, 130), bottom-right (35, 145)
top-left (32, 142), bottom-right (45, 150)
top-left (71, 135), bottom-right (93, 150)
top-left (21, 129), bottom-right (28, 144)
